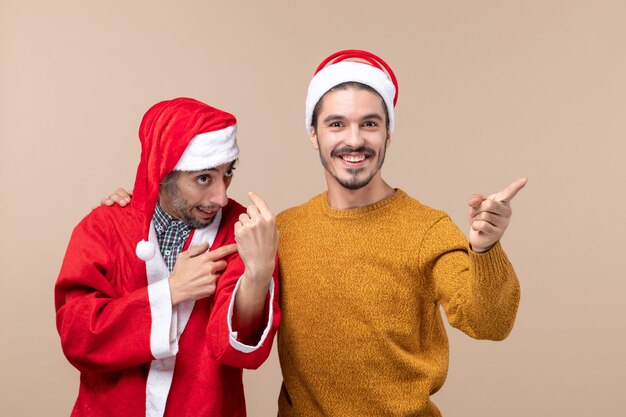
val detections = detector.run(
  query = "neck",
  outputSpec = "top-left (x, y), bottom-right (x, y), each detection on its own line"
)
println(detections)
top-left (326, 175), bottom-right (395, 210)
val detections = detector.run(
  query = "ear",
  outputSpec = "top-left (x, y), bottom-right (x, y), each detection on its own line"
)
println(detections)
top-left (310, 128), bottom-right (319, 150)
top-left (386, 131), bottom-right (392, 148)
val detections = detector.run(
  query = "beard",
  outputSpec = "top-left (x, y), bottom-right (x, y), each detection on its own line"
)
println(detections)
top-left (163, 181), bottom-right (217, 229)
top-left (319, 144), bottom-right (387, 190)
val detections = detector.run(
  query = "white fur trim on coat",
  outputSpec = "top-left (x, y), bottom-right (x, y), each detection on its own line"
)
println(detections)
top-left (144, 212), bottom-right (222, 417)
top-left (227, 277), bottom-right (275, 353)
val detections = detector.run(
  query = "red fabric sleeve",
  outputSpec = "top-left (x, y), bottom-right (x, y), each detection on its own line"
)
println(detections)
top-left (204, 200), bottom-right (281, 370)
top-left (54, 211), bottom-right (154, 373)
top-left (206, 251), bottom-right (281, 369)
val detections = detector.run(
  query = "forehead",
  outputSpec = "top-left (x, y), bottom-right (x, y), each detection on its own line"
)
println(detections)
top-left (175, 160), bottom-right (236, 177)
top-left (317, 87), bottom-right (386, 117)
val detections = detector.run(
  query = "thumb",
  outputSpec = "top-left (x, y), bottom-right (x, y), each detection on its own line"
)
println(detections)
top-left (468, 194), bottom-right (485, 209)
top-left (186, 242), bottom-right (210, 258)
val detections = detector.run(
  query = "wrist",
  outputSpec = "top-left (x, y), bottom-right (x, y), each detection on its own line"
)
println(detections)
top-left (243, 262), bottom-right (274, 284)
top-left (168, 276), bottom-right (184, 306)
top-left (240, 273), bottom-right (271, 296)
top-left (471, 242), bottom-right (496, 253)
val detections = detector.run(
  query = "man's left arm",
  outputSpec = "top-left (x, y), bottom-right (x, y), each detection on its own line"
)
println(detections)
top-left (429, 178), bottom-right (527, 340)
top-left (207, 192), bottom-right (281, 369)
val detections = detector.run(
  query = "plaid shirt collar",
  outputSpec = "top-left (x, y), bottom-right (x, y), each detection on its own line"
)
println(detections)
top-left (153, 203), bottom-right (176, 236)
top-left (153, 204), bottom-right (193, 267)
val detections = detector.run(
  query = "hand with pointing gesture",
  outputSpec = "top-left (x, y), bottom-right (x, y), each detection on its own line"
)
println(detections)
top-left (169, 242), bottom-right (238, 306)
top-left (234, 192), bottom-right (279, 289)
top-left (232, 192), bottom-right (279, 342)
top-left (468, 177), bottom-right (527, 253)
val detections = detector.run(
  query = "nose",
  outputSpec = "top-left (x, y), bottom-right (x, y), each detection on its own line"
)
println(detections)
top-left (209, 178), bottom-right (229, 208)
top-left (344, 123), bottom-right (365, 149)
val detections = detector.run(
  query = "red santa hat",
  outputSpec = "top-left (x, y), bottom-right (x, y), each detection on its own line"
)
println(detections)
top-left (305, 49), bottom-right (399, 135)
top-left (132, 97), bottom-right (239, 261)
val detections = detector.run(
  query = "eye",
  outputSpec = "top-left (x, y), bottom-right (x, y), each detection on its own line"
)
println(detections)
top-left (363, 120), bottom-right (378, 127)
top-left (195, 175), bottom-right (211, 185)
top-left (225, 166), bottom-right (236, 178)
top-left (329, 121), bottom-right (343, 128)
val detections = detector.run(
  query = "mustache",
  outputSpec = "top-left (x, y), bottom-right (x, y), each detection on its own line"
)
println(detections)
top-left (331, 146), bottom-right (376, 157)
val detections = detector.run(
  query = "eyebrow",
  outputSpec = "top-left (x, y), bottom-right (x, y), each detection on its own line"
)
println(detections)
top-left (323, 114), bottom-right (347, 124)
top-left (194, 160), bottom-right (237, 176)
top-left (361, 113), bottom-right (384, 122)
top-left (322, 113), bottom-right (384, 124)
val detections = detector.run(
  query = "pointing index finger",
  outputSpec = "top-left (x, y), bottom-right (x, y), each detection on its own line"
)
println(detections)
top-left (205, 243), bottom-right (238, 261)
top-left (495, 177), bottom-right (528, 203)
top-left (247, 191), bottom-right (273, 216)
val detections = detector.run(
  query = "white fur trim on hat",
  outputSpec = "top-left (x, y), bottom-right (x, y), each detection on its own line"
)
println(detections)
top-left (174, 125), bottom-right (239, 171)
top-left (305, 61), bottom-right (396, 135)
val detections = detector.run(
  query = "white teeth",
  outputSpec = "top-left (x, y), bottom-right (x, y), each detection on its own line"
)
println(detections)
top-left (342, 155), bottom-right (365, 163)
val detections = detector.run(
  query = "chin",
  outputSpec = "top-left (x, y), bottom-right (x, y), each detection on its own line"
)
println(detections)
top-left (337, 174), bottom-right (375, 191)
top-left (184, 214), bottom-right (215, 230)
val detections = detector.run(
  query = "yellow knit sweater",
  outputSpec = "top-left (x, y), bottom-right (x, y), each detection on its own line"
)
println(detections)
top-left (276, 189), bottom-right (520, 417)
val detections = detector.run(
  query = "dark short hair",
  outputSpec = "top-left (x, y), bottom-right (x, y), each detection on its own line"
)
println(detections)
top-left (160, 170), bottom-right (182, 197)
top-left (310, 82), bottom-right (390, 132)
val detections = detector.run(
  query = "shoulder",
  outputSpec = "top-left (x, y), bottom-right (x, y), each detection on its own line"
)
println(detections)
top-left (74, 205), bottom-right (138, 236)
top-left (394, 189), bottom-right (449, 224)
top-left (64, 205), bottom-right (143, 261)
top-left (276, 193), bottom-right (324, 228)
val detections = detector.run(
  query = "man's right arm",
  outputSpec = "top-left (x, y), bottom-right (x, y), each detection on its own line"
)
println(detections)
top-left (55, 212), bottom-right (155, 373)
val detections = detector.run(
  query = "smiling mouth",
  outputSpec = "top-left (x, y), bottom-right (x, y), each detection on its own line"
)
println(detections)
top-left (340, 154), bottom-right (367, 163)
top-left (195, 206), bottom-right (218, 218)
top-left (332, 146), bottom-right (375, 165)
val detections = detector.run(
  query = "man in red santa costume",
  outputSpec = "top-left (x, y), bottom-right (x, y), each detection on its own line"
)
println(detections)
top-left (55, 97), bottom-right (281, 417)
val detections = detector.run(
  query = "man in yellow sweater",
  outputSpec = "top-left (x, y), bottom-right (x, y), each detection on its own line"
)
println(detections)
top-left (275, 49), bottom-right (526, 416)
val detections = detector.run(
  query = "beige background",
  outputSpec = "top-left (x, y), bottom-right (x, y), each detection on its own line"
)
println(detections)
top-left (1, 1), bottom-right (625, 416)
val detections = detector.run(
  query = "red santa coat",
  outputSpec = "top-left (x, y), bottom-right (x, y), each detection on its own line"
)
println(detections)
top-left (54, 98), bottom-right (281, 417)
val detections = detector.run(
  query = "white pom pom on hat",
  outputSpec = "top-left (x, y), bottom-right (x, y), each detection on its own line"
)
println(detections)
top-left (305, 49), bottom-right (399, 136)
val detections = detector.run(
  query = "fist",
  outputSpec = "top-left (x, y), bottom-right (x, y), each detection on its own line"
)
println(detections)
top-left (234, 192), bottom-right (279, 285)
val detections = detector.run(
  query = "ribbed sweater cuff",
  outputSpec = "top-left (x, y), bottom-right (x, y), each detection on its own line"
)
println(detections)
top-left (468, 241), bottom-right (512, 282)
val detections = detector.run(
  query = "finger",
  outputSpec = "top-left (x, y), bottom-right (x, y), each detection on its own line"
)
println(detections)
top-left (100, 198), bottom-right (114, 207)
top-left (476, 199), bottom-right (512, 217)
top-left (248, 191), bottom-right (273, 217)
top-left (468, 195), bottom-right (491, 220)
top-left (471, 211), bottom-right (508, 229)
top-left (234, 222), bottom-right (244, 240)
top-left (186, 242), bottom-right (210, 258)
top-left (468, 194), bottom-right (486, 209)
top-left (205, 243), bottom-right (238, 261)
top-left (209, 259), bottom-right (228, 273)
top-left (471, 220), bottom-right (498, 235)
top-left (247, 203), bottom-right (261, 220)
top-left (239, 213), bottom-right (253, 227)
top-left (107, 194), bottom-right (128, 206)
top-left (494, 177), bottom-right (528, 203)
